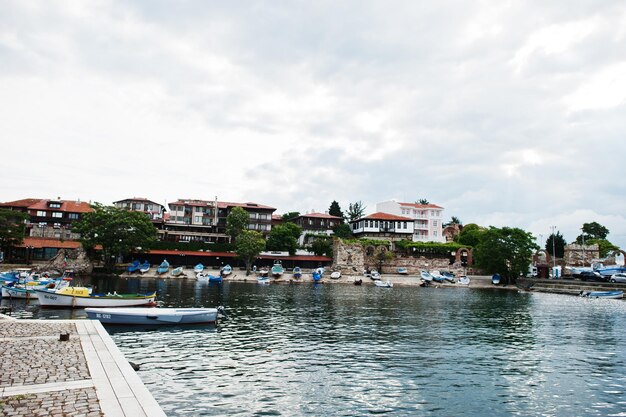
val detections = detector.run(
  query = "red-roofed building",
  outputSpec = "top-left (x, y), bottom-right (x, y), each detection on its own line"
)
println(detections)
top-left (376, 200), bottom-right (445, 242)
top-left (113, 197), bottom-right (166, 221)
top-left (349, 212), bottom-right (414, 242)
top-left (290, 212), bottom-right (343, 245)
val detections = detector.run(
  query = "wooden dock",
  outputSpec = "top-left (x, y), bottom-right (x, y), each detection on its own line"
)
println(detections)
top-left (0, 316), bottom-right (166, 416)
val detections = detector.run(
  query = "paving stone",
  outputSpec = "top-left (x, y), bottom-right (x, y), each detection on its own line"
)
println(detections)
top-left (0, 388), bottom-right (103, 417)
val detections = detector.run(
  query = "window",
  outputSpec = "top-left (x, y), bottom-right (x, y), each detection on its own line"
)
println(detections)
top-left (52, 212), bottom-right (63, 218)
top-left (53, 223), bottom-right (61, 228)
top-left (433, 220), bottom-right (438, 227)
top-left (194, 216), bottom-right (202, 223)
top-left (49, 203), bottom-right (61, 208)
top-left (434, 231), bottom-right (438, 237)
top-left (68, 213), bottom-right (79, 220)
top-left (329, 222), bottom-right (335, 228)
top-left (195, 207), bottom-right (202, 213)
top-left (37, 211), bottom-right (46, 217)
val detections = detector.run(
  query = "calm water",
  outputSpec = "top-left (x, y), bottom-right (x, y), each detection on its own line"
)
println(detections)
top-left (4, 278), bottom-right (626, 416)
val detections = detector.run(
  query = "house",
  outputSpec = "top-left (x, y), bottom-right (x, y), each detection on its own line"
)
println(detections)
top-left (159, 198), bottom-right (276, 243)
top-left (289, 212), bottom-right (343, 245)
top-left (376, 200), bottom-right (445, 242)
top-left (113, 197), bottom-right (166, 221)
top-left (349, 212), bottom-right (414, 243)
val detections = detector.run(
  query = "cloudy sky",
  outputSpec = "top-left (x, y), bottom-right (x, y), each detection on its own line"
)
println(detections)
top-left (1, 1), bottom-right (625, 248)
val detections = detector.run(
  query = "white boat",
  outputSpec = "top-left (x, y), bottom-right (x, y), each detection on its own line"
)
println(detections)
top-left (580, 290), bottom-right (623, 299)
top-left (371, 270), bottom-right (381, 280)
top-left (85, 307), bottom-right (221, 325)
top-left (171, 266), bottom-right (185, 277)
top-left (221, 264), bottom-right (233, 276)
top-left (35, 287), bottom-right (157, 308)
top-left (330, 271), bottom-right (341, 279)
top-left (397, 267), bottom-right (409, 275)
top-left (374, 280), bottom-right (393, 288)
top-left (258, 268), bottom-right (269, 277)
top-left (257, 276), bottom-right (270, 285)
top-left (420, 271), bottom-right (433, 282)
top-left (271, 261), bottom-right (284, 277)
top-left (458, 276), bottom-right (470, 285)
top-left (196, 272), bottom-right (209, 282)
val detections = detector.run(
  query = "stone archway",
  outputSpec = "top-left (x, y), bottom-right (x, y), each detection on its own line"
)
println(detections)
top-left (454, 247), bottom-right (473, 266)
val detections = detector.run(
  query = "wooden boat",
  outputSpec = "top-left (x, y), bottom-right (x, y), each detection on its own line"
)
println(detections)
top-left (271, 261), bottom-right (284, 277)
top-left (35, 287), bottom-right (157, 308)
top-left (257, 276), bottom-right (270, 285)
top-left (374, 280), bottom-right (393, 288)
top-left (139, 261), bottom-right (151, 274)
top-left (397, 267), bottom-right (409, 275)
top-left (127, 260), bottom-right (141, 273)
top-left (194, 263), bottom-right (205, 274)
top-left (221, 264), bottom-right (232, 276)
top-left (420, 271), bottom-right (433, 282)
top-left (330, 271), bottom-right (341, 279)
top-left (85, 307), bottom-right (222, 325)
top-left (208, 275), bottom-right (222, 284)
top-left (171, 266), bottom-right (185, 277)
top-left (492, 274), bottom-right (501, 285)
top-left (312, 271), bottom-right (322, 282)
top-left (458, 276), bottom-right (470, 285)
top-left (580, 290), bottom-right (623, 299)
top-left (156, 259), bottom-right (170, 275)
top-left (293, 266), bottom-right (302, 278)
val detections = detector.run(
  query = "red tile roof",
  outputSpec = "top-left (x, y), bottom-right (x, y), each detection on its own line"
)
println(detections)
top-left (18, 237), bottom-right (82, 249)
top-left (360, 212), bottom-right (413, 221)
top-left (398, 202), bottom-right (444, 209)
top-left (28, 200), bottom-right (93, 213)
top-left (148, 249), bottom-right (236, 257)
top-left (0, 198), bottom-right (42, 208)
top-left (298, 212), bottom-right (343, 220)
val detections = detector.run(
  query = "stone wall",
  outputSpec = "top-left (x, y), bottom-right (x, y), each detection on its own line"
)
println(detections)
top-left (564, 243), bottom-right (599, 267)
top-left (39, 248), bottom-right (94, 275)
top-left (332, 239), bottom-right (365, 273)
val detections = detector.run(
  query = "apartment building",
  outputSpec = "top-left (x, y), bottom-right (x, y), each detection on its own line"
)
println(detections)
top-left (376, 200), bottom-right (445, 242)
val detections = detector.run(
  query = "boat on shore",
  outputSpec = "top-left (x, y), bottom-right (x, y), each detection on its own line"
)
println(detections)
top-left (171, 266), bottom-right (185, 277)
top-left (35, 287), bottom-right (157, 308)
top-left (194, 263), bottom-right (205, 274)
top-left (156, 259), bottom-right (170, 275)
top-left (208, 275), bottom-right (222, 284)
top-left (257, 276), bottom-right (270, 284)
top-left (258, 268), bottom-right (269, 277)
top-left (458, 276), bottom-right (470, 285)
top-left (580, 290), bottom-right (623, 299)
top-left (492, 274), bottom-right (501, 285)
top-left (420, 271), bottom-right (433, 282)
top-left (221, 264), bottom-right (232, 276)
top-left (397, 267), bottom-right (408, 275)
top-left (330, 271), bottom-right (341, 279)
top-left (271, 261), bottom-right (284, 277)
top-left (312, 271), bottom-right (322, 282)
top-left (431, 271), bottom-right (446, 283)
top-left (374, 280), bottom-right (393, 288)
top-left (85, 307), bottom-right (223, 325)
top-left (139, 261), bottom-right (151, 274)
top-left (370, 270), bottom-right (381, 280)
top-left (293, 266), bottom-right (302, 278)
top-left (127, 260), bottom-right (141, 273)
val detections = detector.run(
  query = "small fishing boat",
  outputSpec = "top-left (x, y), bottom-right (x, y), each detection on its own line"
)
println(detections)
top-left (194, 263), bottom-right (205, 274)
top-left (221, 264), bottom-right (232, 276)
top-left (354, 278), bottom-right (363, 286)
top-left (397, 267), bottom-right (409, 275)
top-left (208, 275), bottom-right (222, 284)
top-left (420, 271), bottom-right (433, 282)
top-left (442, 271), bottom-right (456, 283)
top-left (431, 271), bottom-right (446, 283)
top-left (492, 274), bottom-right (501, 285)
top-left (374, 280), bottom-right (393, 288)
top-left (258, 267), bottom-right (269, 277)
top-left (35, 287), bottom-right (157, 308)
top-left (293, 266), bottom-right (302, 278)
top-left (156, 259), bottom-right (170, 275)
top-left (171, 266), bottom-right (185, 277)
top-left (330, 271), bottom-right (341, 279)
top-left (139, 261), bottom-right (151, 274)
top-left (458, 276), bottom-right (470, 285)
top-left (257, 276), bottom-right (270, 285)
top-left (85, 307), bottom-right (223, 325)
top-left (196, 273), bottom-right (209, 282)
top-left (127, 260), bottom-right (141, 273)
top-left (312, 271), bottom-right (322, 282)
top-left (371, 270), bottom-right (381, 280)
top-left (271, 261), bottom-right (284, 277)
top-left (580, 290), bottom-right (623, 299)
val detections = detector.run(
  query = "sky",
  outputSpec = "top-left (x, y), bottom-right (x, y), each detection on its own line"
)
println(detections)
top-left (1, 1), bottom-right (625, 249)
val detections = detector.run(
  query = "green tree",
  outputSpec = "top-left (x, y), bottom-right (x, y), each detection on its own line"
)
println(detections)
top-left (73, 203), bottom-right (157, 270)
top-left (333, 223), bottom-right (353, 239)
top-left (474, 226), bottom-right (538, 284)
top-left (235, 230), bottom-right (266, 275)
top-left (374, 248), bottom-right (394, 272)
top-left (575, 221), bottom-right (610, 243)
top-left (346, 201), bottom-right (366, 221)
top-left (587, 238), bottom-right (619, 258)
top-left (281, 212), bottom-right (300, 221)
top-left (454, 223), bottom-right (485, 247)
top-left (266, 223), bottom-right (302, 255)
top-left (226, 207), bottom-right (249, 242)
top-left (328, 201), bottom-right (344, 219)
top-left (310, 236), bottom-right (333, 257)
top-left (0, 209), bottom-right (28, 258)
top-left (545, 231), bottom-right (566, 258)
top-left (415, 198), bottom-right (429, 205)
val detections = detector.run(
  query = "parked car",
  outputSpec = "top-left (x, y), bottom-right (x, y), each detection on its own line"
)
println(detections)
top-left (610, 273), bottom-right (626, 283)
top-left (577, 271), bottom-right (606, 282)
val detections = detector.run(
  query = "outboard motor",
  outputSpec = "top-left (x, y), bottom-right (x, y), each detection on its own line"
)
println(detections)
top-left (217, 306), bottom-right (227, 319)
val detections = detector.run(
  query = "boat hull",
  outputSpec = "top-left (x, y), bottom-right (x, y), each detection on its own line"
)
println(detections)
top-left (582, 291), bottom-right (623, 299)
top-left (85, 307), bottom-right (218, 325)
top-left (2, 286), bottom-right (38, 299)
top-left (35, 290), bottom-right (157, 308)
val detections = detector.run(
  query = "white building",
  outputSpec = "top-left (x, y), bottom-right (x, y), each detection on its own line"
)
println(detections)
top-left (376, 200), bottom-right (445, 243)
top-left (349, 212), bottom-right (414, 242)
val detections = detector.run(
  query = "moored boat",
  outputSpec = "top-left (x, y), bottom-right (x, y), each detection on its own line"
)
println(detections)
top-left (171, 266), bottom-right (185, 277)
top-left (420, 271), bottom-right (433, 282)
top-left (208, 275), bottom-right (222, 283)
top-left (374, 280), bottom-right (393, 288)
top-left (330, 271), bottom-right (341, 279)
top-left (293, 266), bottom-right (302, 278)
top-left (127, 260), bottom-right (141, 273)
top-left (458, 276), bottom-right (470, 285)
top-left (431, 271), bottom-right (446, 283)
top-left (312, 271), bottom-right (322, 282)
top-left (221, 264), bottom-right (232, 276)
top-left (397, 267), bottom-right (409, 275)
top-left (139, 261), bottom-right (151, 274)
top-left (85, 307), bottom-right (222, 325)
top-left (580, 290), bottom-right (623, 299)
top-left (194, 263), bottom-right (205, 274)
top-left (271, 261), bottom-right (284, 277)
top-left (371, 270), bottom-right (381, 280)
top-left (492, 274), bottom-right (501, 285)
top-left (35, 287), bottom-right (157, 308)
top-left (156, 259), bottom-right (170, 275)
top-left (257, 276), bottom-right (270, 285)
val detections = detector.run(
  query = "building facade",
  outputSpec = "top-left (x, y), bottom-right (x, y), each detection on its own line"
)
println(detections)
top-left (290, 212), bottom-right (343, 245)
top-left (376, 200), bottom-right (445, 242)
top-left (113, 198), bottom-right (166, 221)
top-left (349, 212), bottom-right (414, 243)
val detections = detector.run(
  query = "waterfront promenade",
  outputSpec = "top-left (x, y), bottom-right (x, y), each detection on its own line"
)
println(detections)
top-left (0, 314), bottom-right (165, 417)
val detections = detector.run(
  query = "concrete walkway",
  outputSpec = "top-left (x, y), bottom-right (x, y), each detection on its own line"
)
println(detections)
top-left (0, 316), bottom-right (165, 417)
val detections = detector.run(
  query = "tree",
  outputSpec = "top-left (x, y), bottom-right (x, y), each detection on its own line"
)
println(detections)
top-left (415, 198), bottom-right (429, 205)
top-left (266, 223), bottom-right (302, 255)
top-left (0, 209), bottom-right (28, 258)
top-left (454, 223), bottom-right (485, 247)
top-left (73, 203), bottom-right (157, 270)
top-left (575, 221), bottom-right (610, 243)
top-left (346, 201), bottom-right (366, 221)
top-left (587, 238), bottom-right (619, 258)
top-left (235, 230), bottom-right (266, 275)
top-left (374, 248), bottom-right (394, 272)
top-left (311, 236), bottom-right (333, 257)
top-left (328, 201), bottom-right (344, 219)
top-left (449, 216), bottom-right (461, 225)
top-left (474, 226), bottom-right (538, 284)
top-left (545, 231), bottom-right (566, 258)
top-left (282, 212), bottom-right (300, 221)
top-left (333, 223), bottom-right (353, 239)
top-left (226, 207), bottom-right (249, 242)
